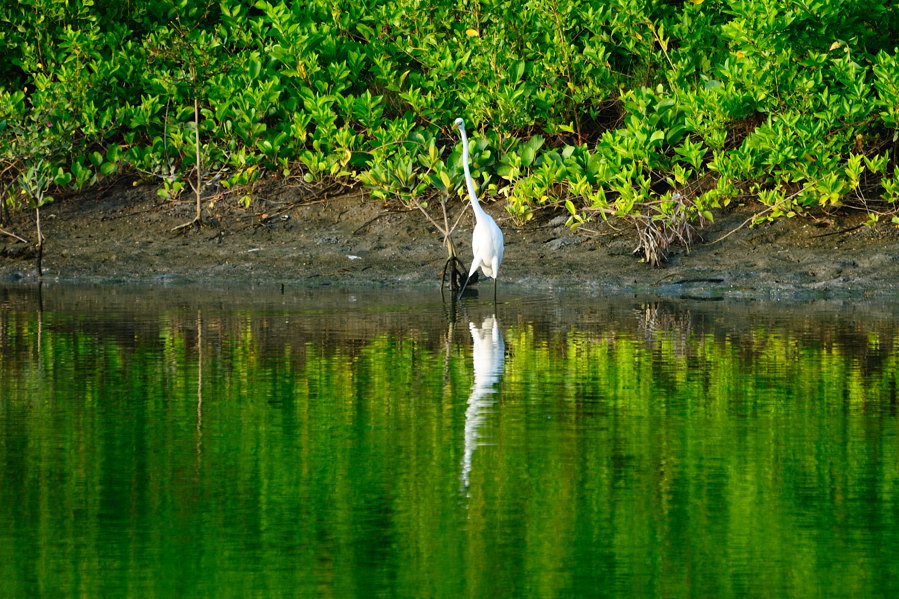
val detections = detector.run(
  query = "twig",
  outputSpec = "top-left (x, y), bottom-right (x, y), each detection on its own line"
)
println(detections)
top-left (172, 75), bottom-right (204, 233)
top-left (171, 218), bottom-right (200, 233)
top-left (35, 206), bottom-right (43, 279)
top-left (352, 211), bottom-right (394, 235)
top-left (707, 209), bottom-right (769, 245)
top-left (100, 202), bottom-right (168, 221)
top-left (192, 95), bottom-right (202, 224)
top-left (649, 23), bottom-right (677, 82)
top-left (0, 227), bottom-right (28, 244)
top-left (709, 208), bottom-right (770, 245)
top-left (414, 200), bottom-right (445, 232)
top-left (450, 200), bottom-right (469, 232)
top-left (812, 224), bottom-right (865, 238)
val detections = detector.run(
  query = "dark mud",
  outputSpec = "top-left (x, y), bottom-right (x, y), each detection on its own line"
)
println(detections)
top-left (1, 180), bottom-right (898, 300)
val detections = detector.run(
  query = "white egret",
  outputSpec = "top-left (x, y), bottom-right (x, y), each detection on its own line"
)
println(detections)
top-left (454, 117), bottom-right (504, 302)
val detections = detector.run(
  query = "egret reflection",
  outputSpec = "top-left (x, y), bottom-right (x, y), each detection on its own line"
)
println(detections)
top-left (461, 315), bottom-right (505, 489)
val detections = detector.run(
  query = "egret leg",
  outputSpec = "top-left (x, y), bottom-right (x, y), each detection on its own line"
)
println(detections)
top-left (457, 273), bottom-right (472, 301)
top-left (493, 277), bottom-right (497, 305)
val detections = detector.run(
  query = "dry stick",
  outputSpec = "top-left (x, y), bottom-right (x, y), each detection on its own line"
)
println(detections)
top-left (350, 210), bottom-right (395, 235)
top-left (411, 197), bottom-right (472, 292)
top-left (450, 200), bottom-right (469, 232)
top-left (708, 180), bottom-right (832, 245)
top-left (650, 23), bottom-right (678, 78)
top-left (35, 206), bottom-right (43, 279)
top-left (812, 224), bottom-right (865, 238)
top-left (0, 227), bottom-right (28, 244)
top-left (442, 199), bottom-right (451, 238)
top-left (439, 198), bottom-right (470, 244)
top-left (414, 200), bottom-right (444, 232)
top-left (416, 199), bottom-right (460, 286)
top-left (440, 201), bottom-right (467, 292)
top-left (259, 184), bottom-right (356, 224)
top-left (415, 198), bottom-right (471, 247)
top-left (707, 212), bottom-right (759, 245)
top-left (193, 96), bottom-right (202, 224)
top-left (172, 92), bottom-right (203, 232)
top-left (449, 201), bottom-right (476, 288)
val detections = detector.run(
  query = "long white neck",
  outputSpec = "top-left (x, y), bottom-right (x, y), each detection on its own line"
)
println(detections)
top-left (459, 126), bottom-right (486, 218)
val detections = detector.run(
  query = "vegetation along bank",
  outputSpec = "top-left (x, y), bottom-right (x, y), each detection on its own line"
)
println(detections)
top-left (2, 0), bottom-right (899, 282)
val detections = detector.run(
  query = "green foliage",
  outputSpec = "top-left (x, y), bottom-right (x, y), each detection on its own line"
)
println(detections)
top-left (17, 160), bottom-right (54, 209)
top-left (3, 0), bottom-right (899, 257)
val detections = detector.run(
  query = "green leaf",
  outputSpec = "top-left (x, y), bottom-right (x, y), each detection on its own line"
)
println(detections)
top-left (53, 168), bottom-right (72, 187)
top-left (249, 58), bottom-right (262, 80)
top-left (655, 98), bottom-right (676, 113)
top-left (521, 146), bottom-right (536, 167)
top-left (526, 135), bottom-right (545, 151)
top-left (513, 60), bottom-right (525, 82)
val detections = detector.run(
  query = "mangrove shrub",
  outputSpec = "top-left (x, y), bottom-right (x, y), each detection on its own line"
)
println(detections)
top-left (3, 0), bottom-right (899, 261)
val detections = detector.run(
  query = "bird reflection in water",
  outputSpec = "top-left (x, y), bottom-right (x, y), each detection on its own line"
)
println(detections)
top-left (461, 315), bottom-right (505, 489)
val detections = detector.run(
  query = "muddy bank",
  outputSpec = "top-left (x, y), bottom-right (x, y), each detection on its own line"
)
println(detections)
top-left (1, 181), bottom-right (898, 300)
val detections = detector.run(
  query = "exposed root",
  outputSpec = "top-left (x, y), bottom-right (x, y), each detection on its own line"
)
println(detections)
top-left (631, 192), bottom-right (705, 267)
top-left (441, 255), bottom-right (468, 292)
top-left (632, 217), bottom-right (701, 267)
top-left (441, 236), bottom-right (471, 295)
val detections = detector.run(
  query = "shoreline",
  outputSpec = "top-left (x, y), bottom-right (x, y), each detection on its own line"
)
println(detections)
top-left (1, 183), bottom-right (898, 301)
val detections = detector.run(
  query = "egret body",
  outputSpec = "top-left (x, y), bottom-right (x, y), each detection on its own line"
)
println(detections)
top-left (454, 117), bottom-right (504, 302)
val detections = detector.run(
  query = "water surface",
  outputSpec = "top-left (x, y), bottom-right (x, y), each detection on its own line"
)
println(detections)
top-left (2, 284), bottom-right (899, 598)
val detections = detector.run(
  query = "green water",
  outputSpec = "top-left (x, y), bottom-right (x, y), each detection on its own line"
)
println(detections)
top-left (2, 284), bottom-right (899, 598)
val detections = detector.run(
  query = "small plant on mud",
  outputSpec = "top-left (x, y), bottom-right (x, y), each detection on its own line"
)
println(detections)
top-left (17, 161), bottom-right (54, 277)
top-left (426, 186), bottom-right (471, 296)
top-left (361, 128), bottom-right (475, 293)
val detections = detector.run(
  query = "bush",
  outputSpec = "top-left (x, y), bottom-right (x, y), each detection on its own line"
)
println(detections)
top-left (3, 0), bottom-right (899, 262)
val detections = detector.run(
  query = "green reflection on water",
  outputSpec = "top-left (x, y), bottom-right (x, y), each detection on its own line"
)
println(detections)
top-left (1, 286), bottom-right (898, 598)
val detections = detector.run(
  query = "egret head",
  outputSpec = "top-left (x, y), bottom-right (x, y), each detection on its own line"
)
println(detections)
top-left (453, 117), bottom-right (465, 131)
